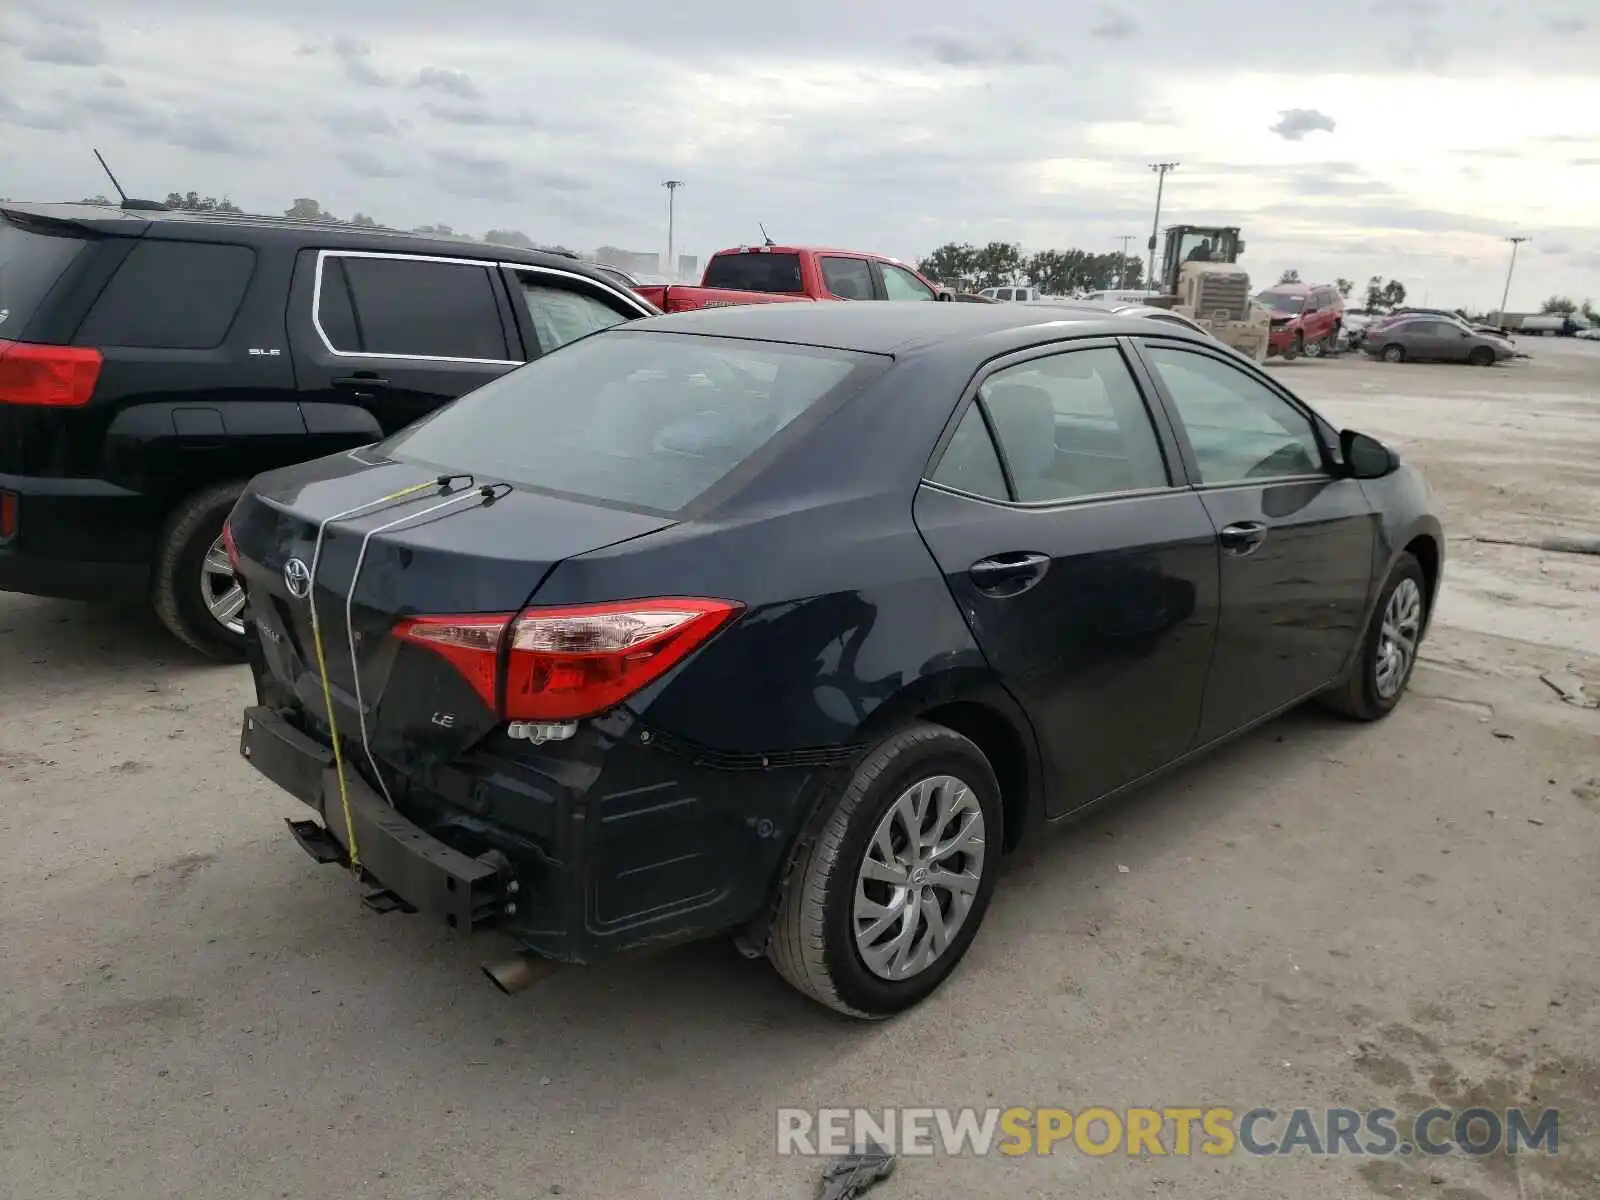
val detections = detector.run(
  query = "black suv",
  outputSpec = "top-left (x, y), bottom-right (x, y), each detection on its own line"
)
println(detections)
top-left (0, 202), bottom-right (658, 657)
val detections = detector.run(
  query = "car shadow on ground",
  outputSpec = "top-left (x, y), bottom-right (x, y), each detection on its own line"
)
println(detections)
top-left (0, 595), bottom-right (223, 675)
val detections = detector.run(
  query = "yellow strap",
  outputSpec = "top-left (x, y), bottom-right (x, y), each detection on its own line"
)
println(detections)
top-left (306, 479), bottom-right (441, 871)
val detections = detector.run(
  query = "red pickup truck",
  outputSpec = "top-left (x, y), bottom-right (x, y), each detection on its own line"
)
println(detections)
top-left (632, 245), bottom-right (953, 312)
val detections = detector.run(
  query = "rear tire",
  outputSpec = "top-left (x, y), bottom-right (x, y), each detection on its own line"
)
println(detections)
top-left (1468, 346), bottom-right (1495, 367)
top-left (1319, 552), bottom-right (1428, 722)
top-left (152, 481), bottom-right (249, 662)
top-left (1381, 344), bottom-right (1405, 363)
top-left (768, 722), bottom-right (1003, 1019)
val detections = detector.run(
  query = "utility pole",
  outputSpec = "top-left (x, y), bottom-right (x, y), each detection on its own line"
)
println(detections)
top-left (662, 179), bottom-right (685, 279)
top-left (1147, 162), bottom-right (1178, 288)
top-left (1116, 235), bottom-right (1135, 288)
top-left (1498, 236), bottom-right (1528, 320)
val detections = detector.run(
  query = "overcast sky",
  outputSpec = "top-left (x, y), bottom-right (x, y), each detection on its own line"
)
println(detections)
top-left (2, 1), bottom-right (1596, 308)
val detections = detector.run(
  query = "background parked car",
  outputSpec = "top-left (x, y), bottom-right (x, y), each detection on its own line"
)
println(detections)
top-left (0, 201), bottom-right (657, 658)
top-left (1361, 315), bottom-right (1514, 365)
top-left (229, 301), bottom-right (1441, 1019)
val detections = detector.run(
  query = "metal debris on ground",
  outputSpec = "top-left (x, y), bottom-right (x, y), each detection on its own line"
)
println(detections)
top-left (1540, 670), bottom-right (1599, 709)
top-left (819, 1144), bottom-right (895, 1200)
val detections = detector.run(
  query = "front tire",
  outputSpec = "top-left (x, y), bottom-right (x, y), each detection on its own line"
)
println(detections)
top-left (1381, 343), bottom-right (1405, 363)
top-left (1468, 346), bottom-right (1495, 367)
top-left (769, 722), bottom-right (1003, 1019)
top-left (1319, 552), bottom-right (1428, 721)
top-left (152, 481), bottom-right (249, 661)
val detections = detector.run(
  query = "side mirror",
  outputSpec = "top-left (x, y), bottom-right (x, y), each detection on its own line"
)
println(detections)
top-left (936, 290), bottom-right (954, 302)
top-left (1340, 430), bottom-right (1398, 479)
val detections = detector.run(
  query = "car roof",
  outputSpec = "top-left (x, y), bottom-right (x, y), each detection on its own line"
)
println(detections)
top-left (0, 201), bottom-right (597, 275)
top-left (626, 299), bottom-right (1210, 356)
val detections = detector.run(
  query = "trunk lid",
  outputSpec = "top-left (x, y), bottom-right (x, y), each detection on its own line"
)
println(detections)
top-left (232, 457), bottom-right (674, 766)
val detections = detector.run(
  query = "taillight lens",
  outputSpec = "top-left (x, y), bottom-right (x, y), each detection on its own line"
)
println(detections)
top-left (220, 518), bottom-right (240, 572)
top-left (0, 339), bottom-right (103, 407)
top-left (395, 598), bottom-right (741, 722)
top-left (0, 490), bottom-right (17, 543)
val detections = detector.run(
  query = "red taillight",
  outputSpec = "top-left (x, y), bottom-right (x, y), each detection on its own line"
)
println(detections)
top-left (220, 518), bottom-right (240, 572)
top-left (0, 490), bottom-right (16, 543)
top-left (394, 597), bottom-right (742, 722)
top-left (0, 339), bottom-right (103, 407)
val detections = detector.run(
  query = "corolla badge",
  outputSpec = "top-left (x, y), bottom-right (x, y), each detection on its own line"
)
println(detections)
top-left (283, 557), bottom-right (313, 599)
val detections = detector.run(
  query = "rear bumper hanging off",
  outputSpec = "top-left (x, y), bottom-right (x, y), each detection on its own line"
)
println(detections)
top-left (240, 706), bottom-right (512, 932)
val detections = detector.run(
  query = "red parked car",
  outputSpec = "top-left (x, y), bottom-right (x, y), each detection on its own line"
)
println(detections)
top-left (1257, 282), bottom-right (1345, 359)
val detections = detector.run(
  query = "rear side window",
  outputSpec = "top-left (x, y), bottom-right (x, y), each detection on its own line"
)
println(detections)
top-left (322, 254), bottom-right (511, 361)
top-left (383, 330), bottom-right (880, 514)
top-left (981, 347), bottom-right (1169, 502)
top-left (517, 279), bottom-right (630, 353)
top-left (820, 257), bottom-right (874, 300)
top-left (0, 218), bottom-right (90, 338)
top-left (76, 240), bottom-right (255, 350)
top-left (701, 252), bottom-right (804, 293)
top-left (928, 404), bottom-right (1008, 500)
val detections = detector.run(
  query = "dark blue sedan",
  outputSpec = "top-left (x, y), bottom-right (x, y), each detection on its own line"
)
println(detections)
top-left (228, 301), bottom-right (1443, 1018)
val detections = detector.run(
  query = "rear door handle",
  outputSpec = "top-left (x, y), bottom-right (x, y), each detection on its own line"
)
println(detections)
top-left (1219, 521), bottom-right (1269, 555)
top-left (333, 374), bottom-right (391, 391)
top-left (968, 552), bottom-right (1051, 593)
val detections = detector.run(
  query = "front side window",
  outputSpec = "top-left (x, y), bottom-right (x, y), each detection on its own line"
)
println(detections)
top-left (819, 256), bottom-right (874, 300)
top-left (329, 254), bottom-right (511, 361)
top-left (979, 347), bottom-right (1170, 503)
top-left (880, 263), bottom-right (936, 301)
top-left (517, 278), bottom-right (630, 353)
top-left (383, 330), bottom-right (880, 514)
top-left (1142, 345), bottom-right (1325, 484)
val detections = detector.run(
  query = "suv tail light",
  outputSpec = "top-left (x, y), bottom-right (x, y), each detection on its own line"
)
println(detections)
top-left (395, 598), bottom-right (742, 722)
top-left (0, 339), bottom-right (103, 407)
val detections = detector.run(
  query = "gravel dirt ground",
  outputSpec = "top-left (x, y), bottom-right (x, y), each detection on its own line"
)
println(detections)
top-left (2, 337), bottom-right (1597, 1200)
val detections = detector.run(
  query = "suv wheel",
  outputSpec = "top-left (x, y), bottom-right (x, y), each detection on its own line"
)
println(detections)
top-left (152, 481), bottom-right (249, 661)
top-left (768, 722), bottom-right (1003, 1019)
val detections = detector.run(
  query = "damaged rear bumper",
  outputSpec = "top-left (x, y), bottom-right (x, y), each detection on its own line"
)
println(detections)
top-left (238, 704), bottom-right (831, 966)
top-left (241, 706), bottom-right (513, 930)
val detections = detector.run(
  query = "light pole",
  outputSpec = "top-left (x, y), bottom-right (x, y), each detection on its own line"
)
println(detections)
top-left (662, 179), bottom-right (685, 278)
top-left (1147, 162), bottom-right (1178, 288)
top-left (1116, 235), bottom-right (1135, 288)
top-left (1498, 236), bottom-right (1528, 320)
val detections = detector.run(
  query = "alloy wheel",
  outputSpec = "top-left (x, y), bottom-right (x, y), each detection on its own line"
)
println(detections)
top-left (200, 534), bottom-right (247, 635)
top-left (853, 774), bottom-right (987, 981)
top-left (1375, 577), bottom-right (1423, 699)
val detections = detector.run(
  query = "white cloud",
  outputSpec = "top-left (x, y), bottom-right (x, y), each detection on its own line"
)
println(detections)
top-left (0, 1), bottom-right (1596, 307)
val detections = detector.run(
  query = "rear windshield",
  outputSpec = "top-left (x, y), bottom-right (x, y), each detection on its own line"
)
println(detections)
top-left (701, 252), bottom-right (805, 294)
top-left (0, 216), bottom-right (89, 339)
top-left (383, 330), bottom-right (882, 514)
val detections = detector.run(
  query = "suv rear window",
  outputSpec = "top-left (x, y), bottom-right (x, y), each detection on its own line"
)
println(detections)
top-left (0, 216), bottom-right (90, 339)
top-left (75, 240), bottom-right (256, 350)
top-left (383, 330), bottom-right (882, 514)
top-left (701, 252), bottom-right (804, 294)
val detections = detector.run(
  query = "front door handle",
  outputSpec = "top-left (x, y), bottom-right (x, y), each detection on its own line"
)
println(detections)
top-left (1219, 521), bottom-right (1269, 555)
top-left (968, 551), bottom-right (1051, 594)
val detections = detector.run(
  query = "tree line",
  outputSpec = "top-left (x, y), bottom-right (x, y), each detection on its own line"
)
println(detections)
top-left (72, 190), bottom-right (572, 254)
top-left (916, 242), bottom-right (1145, 294)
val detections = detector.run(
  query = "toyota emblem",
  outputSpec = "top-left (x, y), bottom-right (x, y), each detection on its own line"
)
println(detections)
top-left (283, 557), bottom-right (313, 599)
